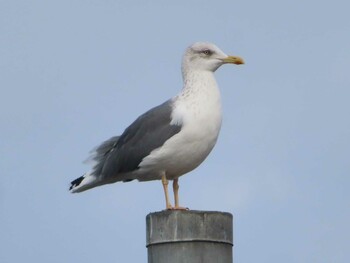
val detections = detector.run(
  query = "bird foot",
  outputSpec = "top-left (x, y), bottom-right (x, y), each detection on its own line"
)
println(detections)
top-left (166, 206), bottom-right (189, 211)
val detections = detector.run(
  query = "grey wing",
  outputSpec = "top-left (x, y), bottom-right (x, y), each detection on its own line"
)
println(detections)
top-left (86, 135), bottom-right (120, 167)
top-left (90, 99), bottom-right (182, 179)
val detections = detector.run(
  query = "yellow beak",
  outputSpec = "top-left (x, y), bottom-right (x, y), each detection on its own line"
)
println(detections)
top-left (222, 55), bottom-right (245, 65)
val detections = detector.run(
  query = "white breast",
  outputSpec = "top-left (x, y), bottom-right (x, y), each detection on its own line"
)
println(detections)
top-left (138, 70), bottom-right (222, 180)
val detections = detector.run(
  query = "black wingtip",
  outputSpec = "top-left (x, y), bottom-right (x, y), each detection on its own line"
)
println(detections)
top-left (69, 175), bottom-right (84, 191)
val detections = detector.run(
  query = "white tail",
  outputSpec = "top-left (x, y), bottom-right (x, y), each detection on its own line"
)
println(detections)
top-left (69, 173), bottom-right (98, 193)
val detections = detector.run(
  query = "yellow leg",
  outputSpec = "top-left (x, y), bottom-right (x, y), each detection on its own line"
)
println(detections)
top-left (161, 173), bottom-right (173, 209)
top-left (173, 178), bottom-right (188, 210)
top-left (173, 179), bottom-right (180, 208)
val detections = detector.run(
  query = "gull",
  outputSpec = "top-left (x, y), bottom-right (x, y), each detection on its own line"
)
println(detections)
top-left (69, 42), bottom-right (244, 209)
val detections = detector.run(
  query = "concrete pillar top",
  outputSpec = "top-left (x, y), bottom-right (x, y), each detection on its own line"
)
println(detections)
top-left (146, 210), bottom-right (233, 247)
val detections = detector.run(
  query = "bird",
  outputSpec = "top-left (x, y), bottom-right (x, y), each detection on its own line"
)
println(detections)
top-left (69, 42), bottom-right (244, 209)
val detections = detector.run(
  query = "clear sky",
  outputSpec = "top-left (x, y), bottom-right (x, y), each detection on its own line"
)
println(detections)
top-left (1, 0), bottom-right (349, 262)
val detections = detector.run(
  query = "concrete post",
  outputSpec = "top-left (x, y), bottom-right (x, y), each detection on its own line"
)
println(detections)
top-left (146, 210), bottom-right (233, 263)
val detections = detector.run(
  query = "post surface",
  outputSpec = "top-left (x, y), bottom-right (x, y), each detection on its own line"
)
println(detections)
top-left (146, 210), bottom-right (233, 263)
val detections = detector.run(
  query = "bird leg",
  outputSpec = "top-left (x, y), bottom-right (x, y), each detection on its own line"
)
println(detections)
top-left (172, 178), bottom-right (188, 210)
top-left (161, 174), bottom-right (173, 209)
top-left (173, 179), bottom-right (180, 208)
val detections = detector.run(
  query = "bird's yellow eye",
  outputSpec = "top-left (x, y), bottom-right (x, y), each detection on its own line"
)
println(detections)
top-left (202, 49), bottom-right (212, 56)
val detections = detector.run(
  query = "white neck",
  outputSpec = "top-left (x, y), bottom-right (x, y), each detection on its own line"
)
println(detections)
top-left (180, 69), bottom-right (220, 99)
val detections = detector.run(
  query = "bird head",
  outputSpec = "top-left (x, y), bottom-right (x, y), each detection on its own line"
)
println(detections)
top-left (182, 42), bottom-right (244, 74)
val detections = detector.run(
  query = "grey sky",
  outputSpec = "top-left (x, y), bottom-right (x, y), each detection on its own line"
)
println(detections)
top-left (1, 0), bottom-right (349, 262)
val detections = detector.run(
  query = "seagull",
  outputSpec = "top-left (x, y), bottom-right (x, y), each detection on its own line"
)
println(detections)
top-left (69, 42), bottom-right (244, 209)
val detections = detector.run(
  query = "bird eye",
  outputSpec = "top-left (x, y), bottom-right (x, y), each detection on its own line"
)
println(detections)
top-left (202, 49), bottom-right (212, 56)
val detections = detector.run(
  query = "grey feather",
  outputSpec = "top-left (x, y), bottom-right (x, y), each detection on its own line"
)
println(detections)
top-left (85, 136), bottom-right (120, 174)
top-left (90, 100), bottom-right (182, 180)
